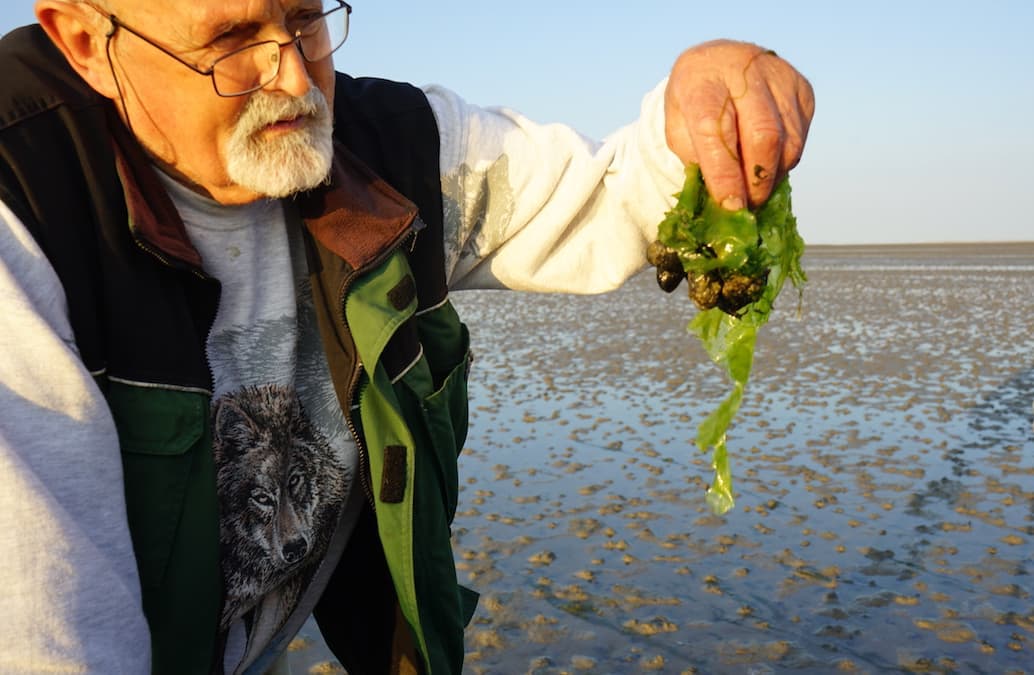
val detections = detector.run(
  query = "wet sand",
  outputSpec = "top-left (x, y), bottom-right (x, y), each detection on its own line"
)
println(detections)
top-left (289, 243), bottom-right (1034, 674)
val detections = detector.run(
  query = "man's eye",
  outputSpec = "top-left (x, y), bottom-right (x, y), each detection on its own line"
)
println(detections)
top-left (210, 25), bottom-right (259, 51)
top-left (288, 11), bottom-right (324, 33)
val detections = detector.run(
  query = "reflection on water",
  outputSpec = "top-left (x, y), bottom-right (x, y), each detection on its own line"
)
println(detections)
top-left (286, 244), bottom-right (1034, 674)
top-left (448, 243), bottom-right (1034, 674)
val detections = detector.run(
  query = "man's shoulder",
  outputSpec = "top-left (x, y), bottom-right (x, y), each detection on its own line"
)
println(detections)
top-left (0, 25), bottom-right (106, 132)
top-left (332, 72), bottom-right (431, 126)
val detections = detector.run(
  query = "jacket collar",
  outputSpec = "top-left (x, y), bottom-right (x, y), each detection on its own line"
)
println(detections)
top-left (112, 125), bottom-right (418, 274)
top-left (296, 141), bottom-right (418, 272)
top-left (112, 124), bottom-right (204, 270)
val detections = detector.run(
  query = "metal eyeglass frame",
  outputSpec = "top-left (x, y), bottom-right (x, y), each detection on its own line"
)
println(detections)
top-left (100, 0), bottom-right (351, 97)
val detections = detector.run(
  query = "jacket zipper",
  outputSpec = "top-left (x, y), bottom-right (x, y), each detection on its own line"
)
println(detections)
top-left (134, 210), bottom-right (421, 505)
top-left (338, 219), bottom-right (422, 508)
top-left (131, 235), bottom-right (221, 393)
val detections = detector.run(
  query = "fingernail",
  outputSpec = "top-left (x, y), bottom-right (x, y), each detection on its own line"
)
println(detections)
top-left (721, 196), bottom-right (745, 211)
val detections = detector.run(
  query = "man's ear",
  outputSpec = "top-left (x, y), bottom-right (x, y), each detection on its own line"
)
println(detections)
top-left (35, 1), bottom-right (119, 99)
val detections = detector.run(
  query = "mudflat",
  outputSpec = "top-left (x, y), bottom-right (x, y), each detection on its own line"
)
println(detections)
top-left (289, 242), bottom-right (1034, 674)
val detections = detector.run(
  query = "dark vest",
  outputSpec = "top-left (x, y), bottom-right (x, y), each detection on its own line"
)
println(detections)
top-left (0, 24), bottom-right (470, 674)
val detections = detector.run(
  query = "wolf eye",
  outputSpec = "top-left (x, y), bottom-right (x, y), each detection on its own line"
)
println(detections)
top-left (250, 487), bottom-right (275, 508)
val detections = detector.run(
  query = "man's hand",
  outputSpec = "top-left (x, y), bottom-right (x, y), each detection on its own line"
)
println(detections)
top-left (664, 40), bottom-right (815, 210)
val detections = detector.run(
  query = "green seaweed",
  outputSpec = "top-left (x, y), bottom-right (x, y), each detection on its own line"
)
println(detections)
top-left (657, 165), bottom-right (806, 514)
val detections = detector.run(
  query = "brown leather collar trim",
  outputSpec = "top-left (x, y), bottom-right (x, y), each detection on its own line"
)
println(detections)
top-left (112, 129), bottom-right (417, 275)
top-left (297, 141), bottom-right (419, 272)
top-left (112, 127), bottom-right (203, 270)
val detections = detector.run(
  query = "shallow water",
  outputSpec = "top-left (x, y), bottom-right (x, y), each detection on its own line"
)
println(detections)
top-left (291, 243), bottom-right (1034, 674)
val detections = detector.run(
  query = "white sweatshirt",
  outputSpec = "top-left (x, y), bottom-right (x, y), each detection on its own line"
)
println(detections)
top-left (0, 80), bottom-right (683, 673)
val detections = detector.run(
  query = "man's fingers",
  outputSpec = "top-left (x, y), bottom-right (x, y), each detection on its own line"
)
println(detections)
top-left (684, 82), bottom-right (748, 211)
top-left (736, 87), bottom-right (785, 208)
top-left (786, 78), bottom-right (816, 171)
top-left (664, 41), bottom-right (815, 211)
top-left (663, 92), bottom-right (698, 168)
top-left (767, 63), bottom-right (815, 175)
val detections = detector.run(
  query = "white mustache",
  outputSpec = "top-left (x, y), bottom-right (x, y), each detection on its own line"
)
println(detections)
top-left (223, 86), bottom-right (334, 198)
top-left (235, 88), bottom-right (330, 138)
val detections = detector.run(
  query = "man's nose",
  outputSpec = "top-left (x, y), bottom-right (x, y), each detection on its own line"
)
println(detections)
top-left (267, 40), bottom-right (313, 97)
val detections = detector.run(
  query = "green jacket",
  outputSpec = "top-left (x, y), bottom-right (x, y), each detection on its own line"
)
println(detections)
top-left (0, 25), bottom-right (475, 675)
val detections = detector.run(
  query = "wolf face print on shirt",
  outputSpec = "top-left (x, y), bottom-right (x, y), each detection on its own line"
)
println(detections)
top-left (212, 382), bottom-right (347, 629)
top-left (205, 275), bottom-right (358, 642)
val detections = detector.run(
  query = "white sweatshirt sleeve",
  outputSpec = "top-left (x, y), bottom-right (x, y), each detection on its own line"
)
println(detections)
top-left (0, 200), bottom-right (151, 674)
top-left (427, 79), bottom-right (685, 293)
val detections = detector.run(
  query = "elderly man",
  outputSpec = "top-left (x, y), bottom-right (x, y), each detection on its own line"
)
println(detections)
top-left (0, 0), bottom-right (814, 673)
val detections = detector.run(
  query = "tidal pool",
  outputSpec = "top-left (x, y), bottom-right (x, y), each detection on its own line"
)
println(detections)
top-left (290, 243), bottom-right (1034, 674)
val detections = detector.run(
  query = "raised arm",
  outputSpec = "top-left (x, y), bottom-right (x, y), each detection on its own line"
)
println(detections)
top-left (430, 40), bottom-right (813, 294)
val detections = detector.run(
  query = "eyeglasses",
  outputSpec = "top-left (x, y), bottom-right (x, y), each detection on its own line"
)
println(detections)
top-left (100, 1), bottom-right (351, 97)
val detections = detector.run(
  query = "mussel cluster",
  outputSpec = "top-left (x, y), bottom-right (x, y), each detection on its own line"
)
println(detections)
top-left (647, 240), bottom-right (769, 316)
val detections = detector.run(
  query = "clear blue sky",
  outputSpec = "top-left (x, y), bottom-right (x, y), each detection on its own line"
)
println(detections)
top-left (3, 1), bottom-right (1032, 244)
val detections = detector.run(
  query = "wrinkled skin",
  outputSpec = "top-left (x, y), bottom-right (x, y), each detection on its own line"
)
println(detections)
top-left (34, 0), bottom-right (337, 205)
top-left (664, 40), bottom-right (815, 211)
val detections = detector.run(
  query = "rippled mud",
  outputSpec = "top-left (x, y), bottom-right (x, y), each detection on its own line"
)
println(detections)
top-left (290, 243), bottom-right (1034, 674)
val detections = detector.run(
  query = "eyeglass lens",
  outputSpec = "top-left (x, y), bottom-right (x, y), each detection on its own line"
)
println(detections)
top-left (211, 3), bottom-right (349, 96)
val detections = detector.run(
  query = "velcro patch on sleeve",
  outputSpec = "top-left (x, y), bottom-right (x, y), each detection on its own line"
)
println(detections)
top-left (380, 445), bottom-right (408, 504)
top-left (387, 275), bottom-right (416, 311)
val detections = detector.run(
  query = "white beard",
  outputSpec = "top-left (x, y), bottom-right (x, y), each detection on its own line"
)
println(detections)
top-left (224, 88), bottom-right (333, 198)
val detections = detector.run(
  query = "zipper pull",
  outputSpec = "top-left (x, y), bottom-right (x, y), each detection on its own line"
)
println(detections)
top-left (408, 217), bottom-right (428, 253)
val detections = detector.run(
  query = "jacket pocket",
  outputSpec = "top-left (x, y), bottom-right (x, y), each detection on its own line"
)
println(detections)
top-left (397, 321), bottom-right (471, 521)
top-left (419, 351), bottom-right (471, 521)
top-left (106, 381), bottom-right (209, 591)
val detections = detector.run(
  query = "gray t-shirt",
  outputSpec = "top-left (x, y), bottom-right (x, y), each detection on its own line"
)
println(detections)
top-left (160, 175), bottom-right (362, 674)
